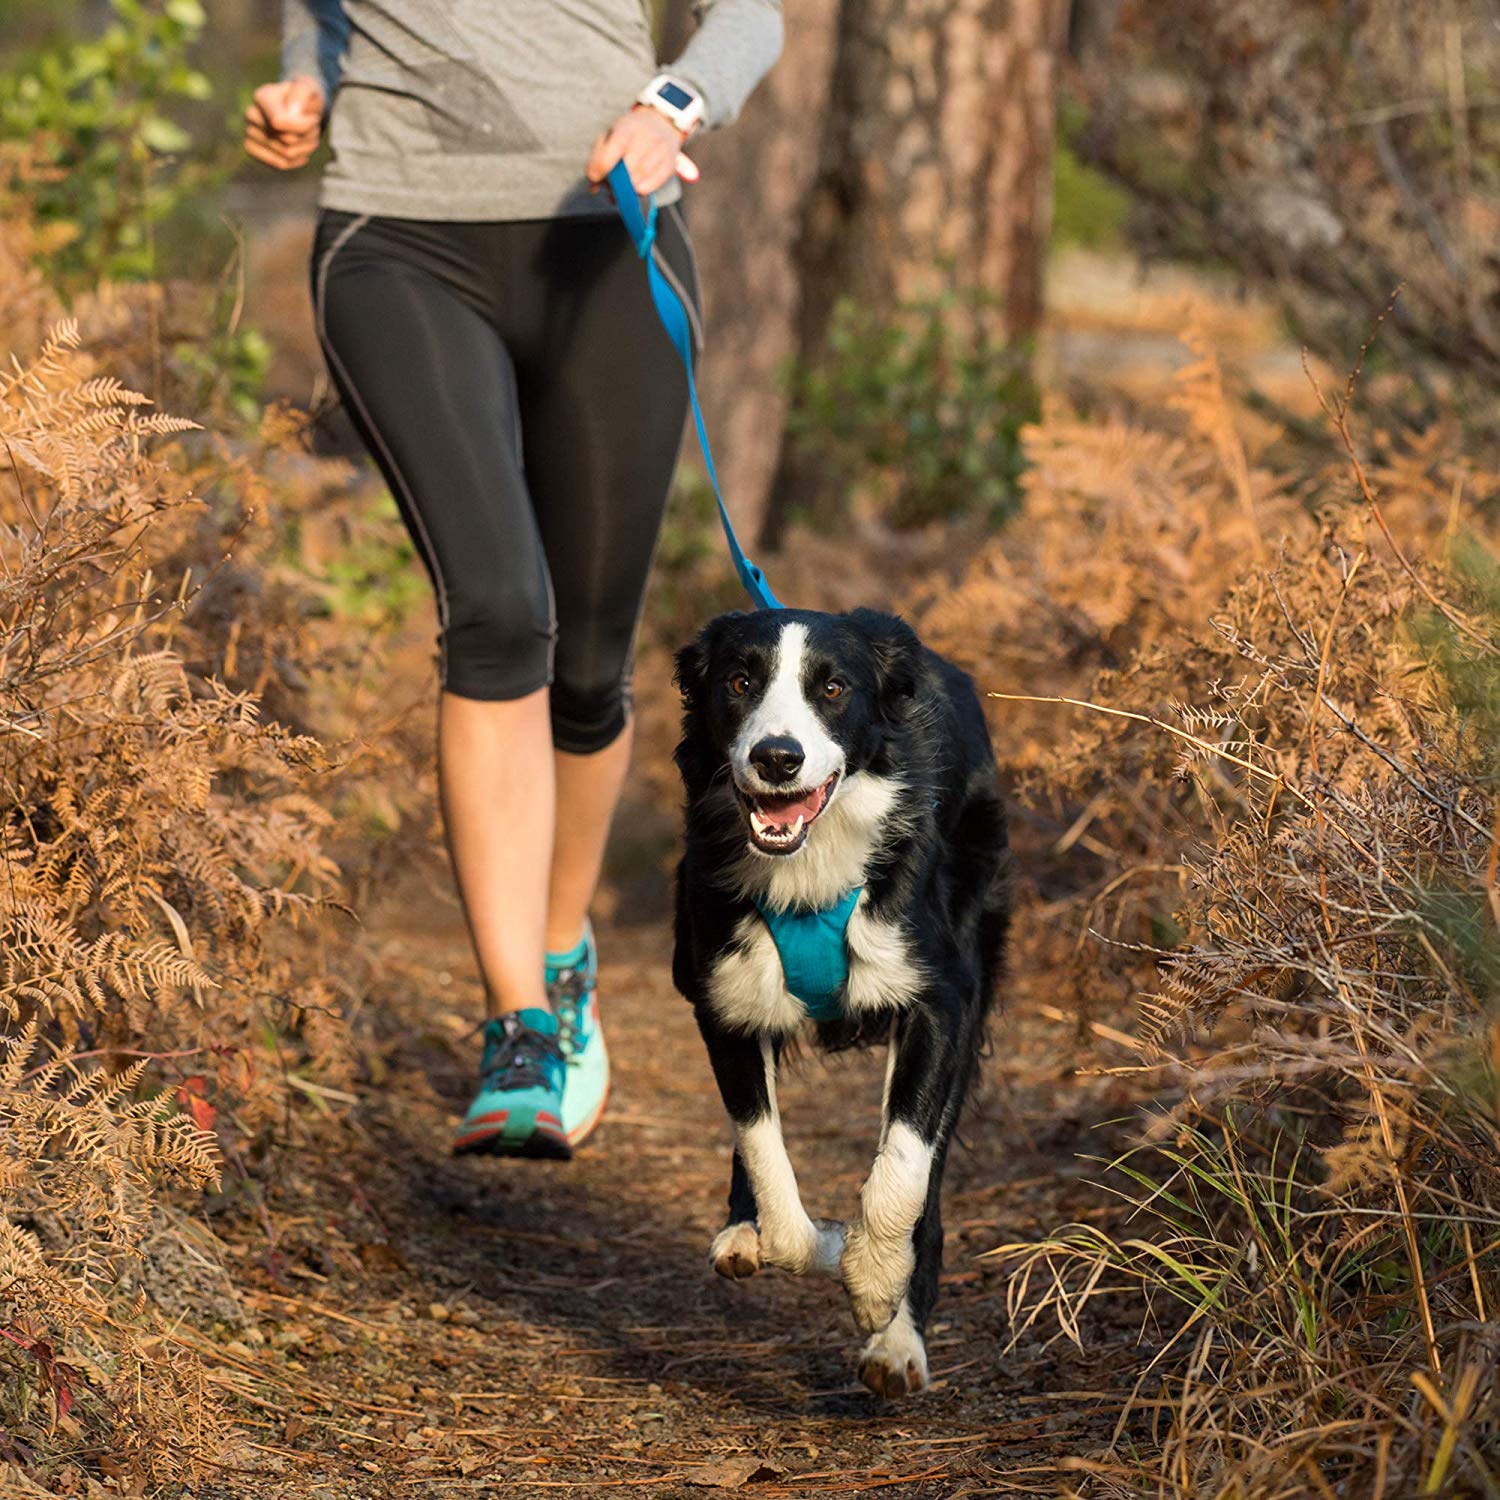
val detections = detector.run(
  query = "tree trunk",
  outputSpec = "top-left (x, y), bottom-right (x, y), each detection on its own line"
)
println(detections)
top-left (679, 0), bottom-right (843, 541)
top-left (761, 0), bottom-right (1069, 545)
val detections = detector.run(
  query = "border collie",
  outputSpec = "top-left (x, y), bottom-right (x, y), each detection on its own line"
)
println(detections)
top-left (672, 606), bottom-right (1009, 1399)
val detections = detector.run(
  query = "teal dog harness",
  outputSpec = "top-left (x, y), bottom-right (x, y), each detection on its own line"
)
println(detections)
top-left (753, 887), bottom-right (863, 1022)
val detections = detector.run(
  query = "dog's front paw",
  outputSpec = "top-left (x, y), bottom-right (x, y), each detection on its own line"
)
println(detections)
top-left (857, 1308), bottom-right (929, 1400)
top-left (848, 1286), bottom-right (902, 1334)
top-left (709, 1221), bottom-right (761, 1280)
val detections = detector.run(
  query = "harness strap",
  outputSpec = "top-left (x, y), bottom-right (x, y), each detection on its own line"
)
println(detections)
top-left (607, 161), bottom-right (781, 612)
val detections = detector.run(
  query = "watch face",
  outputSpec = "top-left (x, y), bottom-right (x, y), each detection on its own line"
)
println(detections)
top-left (657, 81), bottom-right (695, 111)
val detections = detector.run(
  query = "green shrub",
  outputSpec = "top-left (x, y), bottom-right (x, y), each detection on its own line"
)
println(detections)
top-left (1051, 96), bottom-right (1131, 251)
top-left (784, 294), bottom-right (1036, 530)
top-left (0, 0), bottom-right (220, 287)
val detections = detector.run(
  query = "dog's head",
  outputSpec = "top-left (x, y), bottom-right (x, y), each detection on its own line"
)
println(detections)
top-left (674, 607), bottom-right (921, 860)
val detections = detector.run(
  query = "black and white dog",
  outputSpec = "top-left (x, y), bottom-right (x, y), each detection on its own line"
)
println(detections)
top-left (672, 606), bottom-right (1009, 1399)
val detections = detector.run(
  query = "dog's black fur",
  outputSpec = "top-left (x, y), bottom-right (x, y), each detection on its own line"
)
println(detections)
top-left (672, 606), bottom-right (1009, 1398)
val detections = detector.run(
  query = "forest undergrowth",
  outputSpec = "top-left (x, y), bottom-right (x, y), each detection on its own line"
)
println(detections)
top-left (2, 165), bottom-right (1499, 1497)
top-left (922, 331), bottom-right (1500, 1494)
top-left (0, 194), bottom-right (431, 1490)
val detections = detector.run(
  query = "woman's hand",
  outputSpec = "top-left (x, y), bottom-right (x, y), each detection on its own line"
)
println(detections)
top-left (586, 107), bottom-right (699, 196)
top-left (244, 76), bottom-right (326, 170)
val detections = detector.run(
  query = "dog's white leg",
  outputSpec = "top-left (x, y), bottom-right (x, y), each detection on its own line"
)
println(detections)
top-left (731, 1039), bottom-right (844, 1278)
top-left (840, 1117), bottom-right (933, 1332)
top-left (857, 1295), bottom-right (929, 1399)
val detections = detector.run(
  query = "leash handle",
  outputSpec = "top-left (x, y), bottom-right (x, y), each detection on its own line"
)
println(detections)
top-left (607, 159), bottom-right (781, 612)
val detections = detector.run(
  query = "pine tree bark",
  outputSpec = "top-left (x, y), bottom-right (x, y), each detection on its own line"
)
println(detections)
top-left (680, 0), bottom-right (843, 541)
top-left (761, 0), bottom-right (1069, 545)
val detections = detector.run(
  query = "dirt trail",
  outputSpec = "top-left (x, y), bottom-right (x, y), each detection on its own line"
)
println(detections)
top-left (216, 844), bottom-right (1153, 1498)
top-left (202, 243), bottom-right (1261, 1497)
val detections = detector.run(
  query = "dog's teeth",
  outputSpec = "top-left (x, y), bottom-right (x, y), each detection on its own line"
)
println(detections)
top-left (790, 815), bottom-right (804, 837)
top-left (751, 810), bottom-right (770, 835)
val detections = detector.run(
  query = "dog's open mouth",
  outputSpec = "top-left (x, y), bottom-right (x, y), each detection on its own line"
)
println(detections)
top-left (737, 773), bottom-right (839, 856)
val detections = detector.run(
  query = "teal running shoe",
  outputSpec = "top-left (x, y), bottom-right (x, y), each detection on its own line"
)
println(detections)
top-left (452, 1007), bottom-right (570, 1159)
top-left (547, 923), bottom-right (610, 1150)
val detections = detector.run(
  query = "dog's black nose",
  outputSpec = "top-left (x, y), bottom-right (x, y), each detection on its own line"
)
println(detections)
top-left (749, 735), bottom-right (805, 785)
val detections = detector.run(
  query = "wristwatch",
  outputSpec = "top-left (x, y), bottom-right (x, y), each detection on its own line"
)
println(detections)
top-left (635, 74), bottom-right (705, 136)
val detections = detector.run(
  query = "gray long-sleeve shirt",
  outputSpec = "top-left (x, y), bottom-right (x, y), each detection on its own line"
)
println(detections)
top-left (282, 0), bottom-right (782, 220)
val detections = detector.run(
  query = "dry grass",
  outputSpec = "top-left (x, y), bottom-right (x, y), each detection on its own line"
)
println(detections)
top-left (922, 332), bottom-right (1500, 1493)
top-left (0, 207), bottom-right (366, 1485)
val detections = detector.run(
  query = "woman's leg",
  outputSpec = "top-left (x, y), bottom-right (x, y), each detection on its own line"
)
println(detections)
top-left (441, 688), bottom-right (553, 1012)
top-left (516, 206), bottom-right (702, 943)
top-left (314, 215), bottom-right (558, 1019)
top-left (545, 724), bottom-right (633, 954)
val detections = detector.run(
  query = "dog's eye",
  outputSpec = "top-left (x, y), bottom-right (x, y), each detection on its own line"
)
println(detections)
top-left (728, 672), bottom-right (751, 697)
top-left (823, 679), bottom-right (846, 700)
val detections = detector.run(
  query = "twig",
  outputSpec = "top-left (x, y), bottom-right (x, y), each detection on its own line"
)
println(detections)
top-left (1304, 347), bottom-right (1495, 655)
top-left (985, 690), bottom-right (1362, 850)
top-left (1487, 794), bottom-right (1500, 936)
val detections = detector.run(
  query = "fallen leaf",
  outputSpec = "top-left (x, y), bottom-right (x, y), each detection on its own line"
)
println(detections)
top-left (686, 1456), bottom-right (785, 1489)
top-left (357, 1241), bottom-right (408, 1273)
top-left (176, 1076), bottom-right (216, 1131)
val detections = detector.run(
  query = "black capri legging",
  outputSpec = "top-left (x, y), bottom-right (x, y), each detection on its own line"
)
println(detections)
top-left (312, 204), bottom-right (701, 753)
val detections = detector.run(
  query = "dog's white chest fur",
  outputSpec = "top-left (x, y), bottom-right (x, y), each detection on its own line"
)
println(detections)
top-left (706, 895), bottom-right (924, 1034)
top-left (708, 768), bottom-right (924, 1033)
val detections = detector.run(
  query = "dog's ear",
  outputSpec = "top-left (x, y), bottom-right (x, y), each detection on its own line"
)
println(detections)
top-left (674, 614), bottom-right (736, 709)
top-left (850, 608), bottom-right (921, 713)
top-left (674, 635), bottom-right (709, 709)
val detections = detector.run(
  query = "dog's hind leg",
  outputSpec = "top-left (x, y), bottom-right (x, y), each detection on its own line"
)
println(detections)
top-left (696, 1011), bottom-right (844, 1279)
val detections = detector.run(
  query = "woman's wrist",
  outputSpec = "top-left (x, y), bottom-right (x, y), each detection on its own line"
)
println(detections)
top-left (634, 74), bottom-right (706, 137)
top-left (630, 103), bottom-right (688, 143)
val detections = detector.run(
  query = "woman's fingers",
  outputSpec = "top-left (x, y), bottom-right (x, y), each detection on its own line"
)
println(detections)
top-left (246, 121), bottom-right (318, 155)
top-left (586, 109), bottom-right (697, 194)
top-left (244, 121), bottom-right (318, 169)
top-left (244, 77), bottom-right (323, 168)
top-left (622, 135), bottom-right (677, 194)
top-left (585, 129), bottom-right (626, 185)
top-left (244, 136), bottom-right (294, 169)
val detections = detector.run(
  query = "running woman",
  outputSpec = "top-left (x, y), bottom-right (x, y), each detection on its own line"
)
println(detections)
top-left (245, 0), bottom-right (782, 1159)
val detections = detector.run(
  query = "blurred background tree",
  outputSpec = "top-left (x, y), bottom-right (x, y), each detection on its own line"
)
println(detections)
top-left (762, 0), bottom-right (1068, 542)
top-left (667, 0), bottom-right (1068, 542)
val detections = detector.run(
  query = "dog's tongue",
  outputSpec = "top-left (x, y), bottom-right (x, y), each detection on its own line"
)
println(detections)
top-left (756, 785), bottom-right (825, 829)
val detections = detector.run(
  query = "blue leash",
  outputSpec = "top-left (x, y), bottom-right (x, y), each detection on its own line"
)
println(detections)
top-left (611, 166), bottom-right (870, 1017)
top-left (608, 161), bottom-right (781, 612)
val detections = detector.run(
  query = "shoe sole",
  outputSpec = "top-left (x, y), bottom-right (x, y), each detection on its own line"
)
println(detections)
top-left (453, 1129), bottom-right (572, 1161)
top-left (453, 1108), bottom-right (572, 1160)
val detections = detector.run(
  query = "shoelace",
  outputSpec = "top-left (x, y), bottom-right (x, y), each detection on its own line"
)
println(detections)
top-left (546, 966), bottom-right (589, 1060)
top-left (481, 1015), bottom-right (563, 1093)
